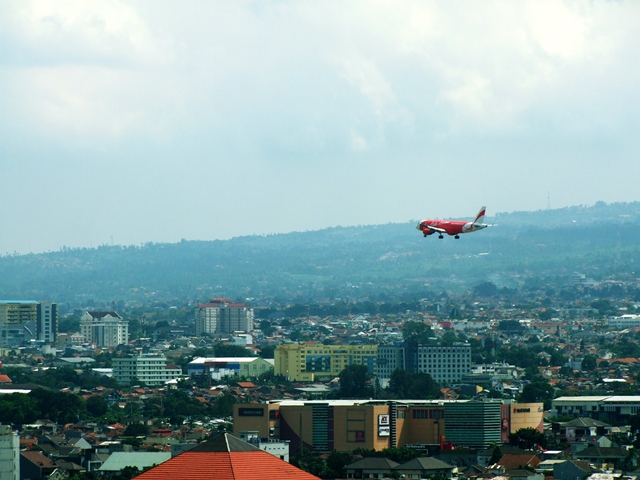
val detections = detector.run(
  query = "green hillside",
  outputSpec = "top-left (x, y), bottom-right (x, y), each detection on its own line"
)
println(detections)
top-left (1, 202), bottom-right (639, 306)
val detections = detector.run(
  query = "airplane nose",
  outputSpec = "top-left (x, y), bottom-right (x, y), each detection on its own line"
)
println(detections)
top-left (416, 223), bottom-right (422, 230)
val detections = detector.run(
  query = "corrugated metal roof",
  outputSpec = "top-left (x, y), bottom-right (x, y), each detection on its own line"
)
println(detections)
top-left (99, 452), bottom-right (171, 471)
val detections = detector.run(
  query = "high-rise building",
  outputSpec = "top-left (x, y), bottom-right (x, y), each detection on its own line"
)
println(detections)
top-left (80, 311), bottom-right (129, 347)
top-left (376, 342), bottom-right (471, 384)
top-left (195, 298), bottom-right (254, 335)
top-left (0, 425), bottom-right (20, 480)
top-left (0, 300), bottom-right (54, 346)
top-left (36, 301), bottom-right (58, 344)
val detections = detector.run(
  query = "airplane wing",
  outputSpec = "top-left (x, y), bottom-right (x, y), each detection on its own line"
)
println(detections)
top-left (427, 226), bottom-right (447, 233)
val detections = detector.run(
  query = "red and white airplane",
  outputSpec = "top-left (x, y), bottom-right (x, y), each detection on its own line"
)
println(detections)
top-left (417, 206), bottom-right (493, 239)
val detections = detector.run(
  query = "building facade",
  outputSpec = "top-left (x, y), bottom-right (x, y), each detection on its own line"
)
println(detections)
top-left (187, 357), bottom-right (274, 380)
top-left (444, 401), bottom-right (502, 449)
top-left (195, 298), bottom-right (254, 335)
top-left (112, 355), bottom-right (182, 386)
top-left (80, 311), bottom-right (129, 347)
top-left (233, 399), bottom-right (544, 453)
top-left (0, 425), bottom-right (20, 480)
top-left (376, 342), bottom-right (472, 384)
top-left (608, 314), bottom-right (640, 329)
top-left (552, 395), bottom-right (640, 423)
top-left (0, 300), bottom-right (37, 346)
top-left (36, 301), bottom-right (58, 343)
top-left (275, 343), bottom-right (378, 382)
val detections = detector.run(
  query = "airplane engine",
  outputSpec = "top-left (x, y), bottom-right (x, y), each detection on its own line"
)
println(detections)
top-left (422, 228), bottom-right (433, 236)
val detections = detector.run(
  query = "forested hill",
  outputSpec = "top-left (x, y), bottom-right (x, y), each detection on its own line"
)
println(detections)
top-left (1, 202), bottom-right (640, 307)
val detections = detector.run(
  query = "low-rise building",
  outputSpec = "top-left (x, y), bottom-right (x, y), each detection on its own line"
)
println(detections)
top-left (552, 395), bottom-right (640, 423)
top-left (187, 357), bottom-right (273, 380)
top-left (233, 399), bottom-right (544, 453)
top-left (112, 355), bottom-right (182, 386)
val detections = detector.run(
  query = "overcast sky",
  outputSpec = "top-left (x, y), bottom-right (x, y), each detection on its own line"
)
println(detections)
top-left (1, 1), bottom-right (639, 254)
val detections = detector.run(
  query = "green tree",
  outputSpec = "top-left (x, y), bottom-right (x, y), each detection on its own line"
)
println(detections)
top-left (213, 344), bottom-right (255, 357)
top-left (581, 354), bottom-right (597, 371)
top-left (402, 321), bottom-right (434, 345)
top-left (519, 381), bottom-right (555, 409)
top-left (290, 448), bottom-right (327, 478)
top-left (387, 370), bottom-right (439, 399)
top-left (0, 392), bottom-right (40, 425)
top-left (338, 364), bottom-right (372, 398)
top-left (210, 393), bottom-right (236, 418)
top-left (474, 281), bottom-right (498, 297)
top-left (86, 395), bottom-right (109, 418)
top-left (325, 451), bottom-right (354, 479)
top-left (439, 330), bottom-right (458, 347)
top-left (123, 423), bottom-right (150, 437)
top-left (509, 427), bottom-right (547, 450)
top-left (30, 389), bottom-right (86, 424)
top-left (258, 345), bottom-right (276, 359)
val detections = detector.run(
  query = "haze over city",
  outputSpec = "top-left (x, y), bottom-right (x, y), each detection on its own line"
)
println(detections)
top-left (1, 1), bottom-right (639, 255)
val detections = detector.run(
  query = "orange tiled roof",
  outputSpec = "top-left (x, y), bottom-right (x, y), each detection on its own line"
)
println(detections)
top-left (134, 433), bottom-right (320, 480)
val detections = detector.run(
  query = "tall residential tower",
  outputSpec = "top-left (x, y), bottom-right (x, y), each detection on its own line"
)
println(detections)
top-left (195, 298), bottom-right (254, 335)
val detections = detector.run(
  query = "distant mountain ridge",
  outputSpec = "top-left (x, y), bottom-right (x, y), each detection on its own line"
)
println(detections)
top-left (1, 202), bottom-right (639, 307)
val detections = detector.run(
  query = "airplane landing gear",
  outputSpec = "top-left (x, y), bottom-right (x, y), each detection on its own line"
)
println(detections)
top-left (438, 235), bottom-right (444, 239)
top-left (454, 235), bottom-right (460, 239)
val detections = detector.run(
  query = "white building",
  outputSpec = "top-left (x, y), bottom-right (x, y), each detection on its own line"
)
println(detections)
top-left (36, 301), bottom-right (58, 343)
top-left (416, 343), bottom-right (472, 383)
top-left (80, 311), bottom-right (129, 347)
top-left (608, 314), bottom-right (640, 329)
top-left (112, 355), bottom-right (183, 386)
top-left (195, 298), bottom-right (254, 335)
top-left (187, 357), bottom-right (273, 380)
top-left (0, 425), bottom-right (19, 480)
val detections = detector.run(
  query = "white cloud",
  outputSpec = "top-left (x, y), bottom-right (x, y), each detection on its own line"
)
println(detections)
top-left (1, 0), bottom-right (640, 253)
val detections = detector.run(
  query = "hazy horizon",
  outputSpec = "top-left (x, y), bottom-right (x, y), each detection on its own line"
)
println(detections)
top-left (2, 2), bottom-right (639, 255)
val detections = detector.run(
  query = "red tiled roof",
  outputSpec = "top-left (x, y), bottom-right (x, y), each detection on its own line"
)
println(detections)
top-left (135, 451), bottom-right (319, 480)
top-left (0, 374), bottom-right (12, 383)
top-left (21, 451), bottom-right (57, 468)
top-left (497, 454), bottom-right (541, 470)
top-left (134, 433), bottom-right (319, 480)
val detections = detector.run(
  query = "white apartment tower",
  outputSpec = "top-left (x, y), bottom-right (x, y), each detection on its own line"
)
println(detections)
top-left (195, 298), bottom-right (254, 335)
top-left (80, 311), bottom-right (129, 347)
top-left (36, 301), bottom-right (58, 343)
top-left (0, 425), bottom-right (19, 480)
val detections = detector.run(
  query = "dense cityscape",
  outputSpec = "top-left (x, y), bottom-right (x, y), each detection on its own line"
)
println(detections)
top-left (2, 267), bottom-right (640, 479)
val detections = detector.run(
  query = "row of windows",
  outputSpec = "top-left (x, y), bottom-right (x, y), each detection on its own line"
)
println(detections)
top-left (412, 409), bottom-right (444, 419)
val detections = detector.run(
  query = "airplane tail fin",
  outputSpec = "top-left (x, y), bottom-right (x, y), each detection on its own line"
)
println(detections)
top-left (473, 206), bottom-right (486, 224)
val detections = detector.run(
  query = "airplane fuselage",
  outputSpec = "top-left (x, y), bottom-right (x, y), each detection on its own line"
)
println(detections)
top-left (417, 207), bottom-right (491, 239)
top-left (417, 220), bottom-right (486, 236)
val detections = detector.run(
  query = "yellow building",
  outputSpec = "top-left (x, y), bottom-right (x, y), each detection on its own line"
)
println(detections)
top-left (0, 301), bottom-right (37, 324)
top-left (0, 301), bottom-right (38, 346)
top-left (274, 343), bottom-right (378, 382)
